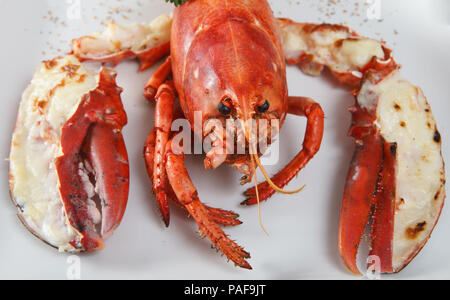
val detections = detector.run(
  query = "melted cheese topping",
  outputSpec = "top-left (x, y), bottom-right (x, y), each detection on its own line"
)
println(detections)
top-left (278, 21), bottom-right (385, 74)
top-left (9, 56), bottom-right (98, 251)
top-left (335, 39), bottom-right (385, 71)
top-left (73, 14), bottom-right (172, 58)
top-left (358, 71), bottom-right (445, 270)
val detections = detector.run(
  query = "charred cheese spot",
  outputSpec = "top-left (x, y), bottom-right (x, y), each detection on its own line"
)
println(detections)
top-left (32, 98), bottom-right (47, 112)
top-left (434, 189), bottom-right (441, 201)
top-left (396, 198), bottom-right (406, 211)
top-left (390, 144), bottom-right (397, 156)
top-left (394, 103), bottom-right (402, 110)
top-left (47, 79), bottom-right (66, 98)
top-left (77, 73), bottom-right (87, 83)
top-left (112, 40), bottom-right (122, 50)
top-left (44, 58), bottom-right (58, 70)
top-left (434, 131), bottom-right (441, 143)
top-left (422, 155), bottom-right (430, 163)
top-left (405, 222), bottom-right (427, 240)
top-left (61, 64), bottom-right (81, 78)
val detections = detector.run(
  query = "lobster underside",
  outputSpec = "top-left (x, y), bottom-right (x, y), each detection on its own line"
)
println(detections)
top-left (9, 56), bottom-right (129, 252)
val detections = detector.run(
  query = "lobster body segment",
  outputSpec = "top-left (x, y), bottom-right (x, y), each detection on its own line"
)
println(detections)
top-left (9, 56), bottom-right (129, 252)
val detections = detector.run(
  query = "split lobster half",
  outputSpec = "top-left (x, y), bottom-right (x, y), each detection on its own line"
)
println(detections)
top-left (9, 56), bottom-right (129, 251)
top-left (10, 0), bottom-right (445, 274)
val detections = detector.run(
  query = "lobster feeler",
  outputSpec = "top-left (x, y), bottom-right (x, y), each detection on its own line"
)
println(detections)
top-left (248, 127), bottom-right (304, 235)
top-left (250, 152), bottom-right (269, 236)
top-left (248, 123), bottom-right (305, 196)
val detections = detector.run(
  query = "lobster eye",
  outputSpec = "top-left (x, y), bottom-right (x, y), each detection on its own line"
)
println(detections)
top-left (257, 100), bottom-right (270, 113)
top-left (218, 101), bottom-right (231, 115)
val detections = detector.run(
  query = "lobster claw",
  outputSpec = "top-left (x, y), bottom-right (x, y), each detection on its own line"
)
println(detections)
top-left (339, 129), bottom-right (395, 274)
top-left (10, 56), bottom-right (129, 252)
top-left (81, 116), bottom-right (129, 240)
top-left (55, 68), bottom-right (129, 251)
top-left (339, 70), bottom-right (445, 275)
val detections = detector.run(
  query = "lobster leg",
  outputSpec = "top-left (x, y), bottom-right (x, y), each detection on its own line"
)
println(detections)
top-left (202, 205), bottom-right (242, 227)
top-left (243, 96), bottom-right (324, 205)
top-left (144, 84), bottom-right (242, 227)
top-left (165, 140), bottom-right (251, 269)
top-left (144, 56), bottom-right (172, 101)
top-left (144, 127), bottom-right (242, 227)
top-left (145, 83), bottom-right (176, 227)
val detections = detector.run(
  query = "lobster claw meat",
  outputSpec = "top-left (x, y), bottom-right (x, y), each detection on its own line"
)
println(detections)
top-left (278, 19), bottom-right (446, 274)
top-left (9, 55), bottom-right (129, 252)
top-left (71, 15), bottom-right (172, 71)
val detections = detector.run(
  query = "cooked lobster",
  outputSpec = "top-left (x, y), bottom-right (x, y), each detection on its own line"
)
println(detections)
top-left (9, 0), bottom-right (445, 274)
top-left (71, 0), bottom-right (445, 273)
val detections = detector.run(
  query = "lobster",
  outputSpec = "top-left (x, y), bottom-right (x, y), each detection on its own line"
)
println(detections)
top-left (9, 0), bottom-right (445, 275)
top-left (73, 0), bottom-right (326, 270)
top-left (71, 0), bottom-right (446, 273)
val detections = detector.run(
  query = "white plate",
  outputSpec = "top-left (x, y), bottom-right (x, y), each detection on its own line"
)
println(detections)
top-left (0, 0), bottom-right (449, 280)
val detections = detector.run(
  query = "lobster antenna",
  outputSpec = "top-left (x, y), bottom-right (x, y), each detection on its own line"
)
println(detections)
top-left (250, 153), bottom-right (269, 236)
top-left (253, 153), bottom-right (306, 195)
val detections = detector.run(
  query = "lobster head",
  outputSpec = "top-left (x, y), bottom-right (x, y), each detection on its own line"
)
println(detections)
top-left (172, 2), bottom-right (289, 181)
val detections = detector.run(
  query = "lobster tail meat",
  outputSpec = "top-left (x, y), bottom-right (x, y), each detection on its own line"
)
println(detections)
top-left (9, 56), bottom-right (129, 252)
top-left (279, 18), bottom-right (445, 274)
top-left (72, 15), bottom-right (172, 71)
